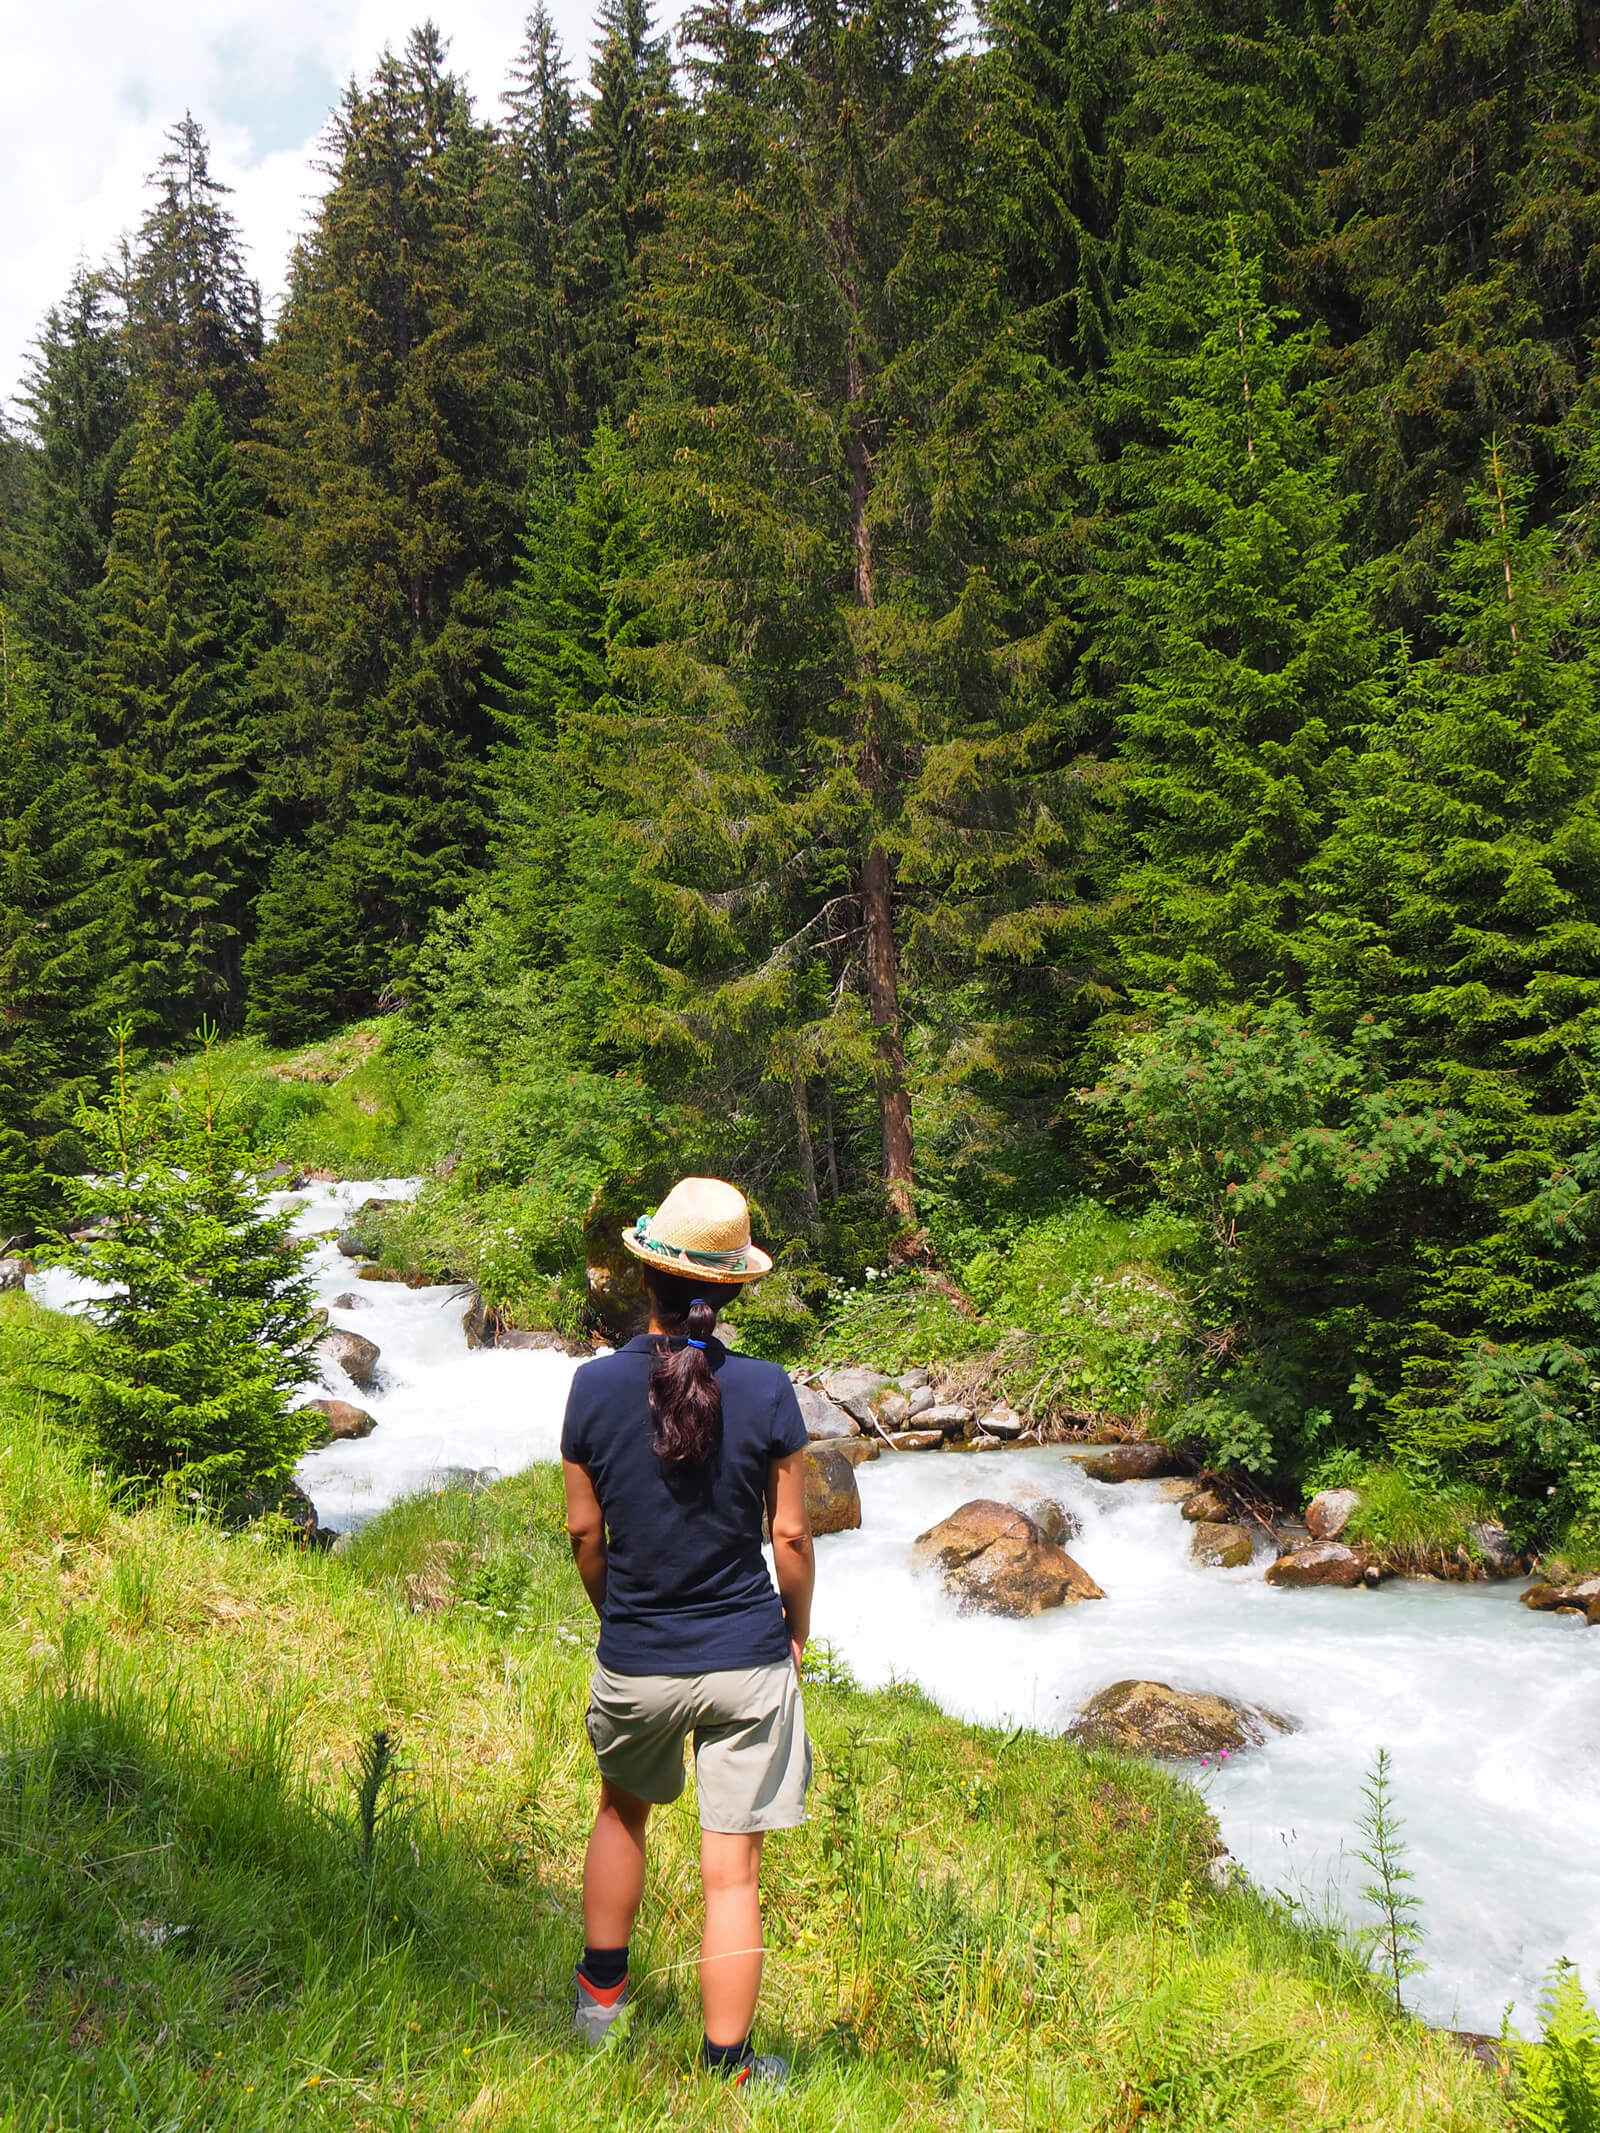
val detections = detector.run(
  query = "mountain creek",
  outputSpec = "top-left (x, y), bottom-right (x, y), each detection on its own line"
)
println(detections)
top-left (29, 1175), bottom-right (1600, 2037)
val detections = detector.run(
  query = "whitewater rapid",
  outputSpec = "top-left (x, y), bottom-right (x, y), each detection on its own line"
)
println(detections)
top-left (31, 1176), bottom-right (1600, 2031)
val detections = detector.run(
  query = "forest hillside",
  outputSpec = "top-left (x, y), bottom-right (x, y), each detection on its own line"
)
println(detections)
top-left (6, 0), bottom-right (1600, 1563)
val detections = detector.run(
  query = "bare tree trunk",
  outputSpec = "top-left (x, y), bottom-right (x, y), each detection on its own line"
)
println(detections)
top-left (846, 363), bottom-right (914, 1224)
top-left (793, 1070), bottom-right (821, 1227)
top-left (822, 1080), bottom-right (840, 1200)
top-left (860, 845), bottom-right (914, 1221)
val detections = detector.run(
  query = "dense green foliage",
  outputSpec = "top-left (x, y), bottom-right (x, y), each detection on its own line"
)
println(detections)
top-left (9, 0), bottom-right (1600, 1542)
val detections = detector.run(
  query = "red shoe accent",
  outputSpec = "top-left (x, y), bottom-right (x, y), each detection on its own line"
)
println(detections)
top-left (577, 1971), bottom-right (629, 2008)
top-left (733, 2066), bottom-right (750, 2087)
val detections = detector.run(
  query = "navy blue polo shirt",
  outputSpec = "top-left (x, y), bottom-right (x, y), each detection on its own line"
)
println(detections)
top-left (560, 1334), bottom-right (809, 1675)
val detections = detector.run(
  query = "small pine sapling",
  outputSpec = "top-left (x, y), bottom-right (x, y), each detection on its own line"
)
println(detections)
top-left (1355, 1747), bottom-right (1425, 2014)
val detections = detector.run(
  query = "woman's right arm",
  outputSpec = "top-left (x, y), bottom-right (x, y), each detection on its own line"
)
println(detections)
top-left (766, 1450), bottom-right (814, 1673)
top-left (563, 1458), bottom-right (608, 1616)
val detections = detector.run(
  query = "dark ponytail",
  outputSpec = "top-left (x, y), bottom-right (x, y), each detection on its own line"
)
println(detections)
top-left (644, 1268), bottom-right (739, 1464)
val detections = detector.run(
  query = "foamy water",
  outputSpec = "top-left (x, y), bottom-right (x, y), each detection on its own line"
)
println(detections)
top-left (30, 1176), bottom-right (1600, 2030)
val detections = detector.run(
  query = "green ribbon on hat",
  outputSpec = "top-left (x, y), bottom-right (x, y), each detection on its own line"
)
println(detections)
top-left (632, 1211), bottom-right (750, 1270)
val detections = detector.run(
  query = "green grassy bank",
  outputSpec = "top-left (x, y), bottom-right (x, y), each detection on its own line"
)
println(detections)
top-left (0, 1293), bottom-right (1507, 2132)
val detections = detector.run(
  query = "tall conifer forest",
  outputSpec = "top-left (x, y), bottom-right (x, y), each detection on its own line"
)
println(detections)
top-left (8, 0), bottom-right (1600, 1548)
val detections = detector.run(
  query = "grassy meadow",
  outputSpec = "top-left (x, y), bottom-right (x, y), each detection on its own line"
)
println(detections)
top-left (0, 1293), bottom-right (1509, 2132)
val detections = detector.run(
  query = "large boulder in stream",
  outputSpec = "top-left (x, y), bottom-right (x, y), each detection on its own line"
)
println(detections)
top-left (316, 1328), bottom-right (381, 1391)
top-left (1068, 1679), bottom-right (1293, 1760)
top-left (0, 1257), bottom-right (32, 1291)
top-left (1190, 1520), bottom-right (1255, 1569)
top-left (913, 1499), bottom-right (1103, 1617)
top-left (795, 1383), bottom-right (860, 1441)
top-left (802, 1444), bottom-right (862, 1534)
top-left (1305, 1487), bottom-right (1362, 1540)
top-left (301, 1397), bottom-right (376, 1444)
top-left (1079, 1442), bottom-right (1179, 1483)
top-left (1265, 1540), bottom-right (1366, 1588)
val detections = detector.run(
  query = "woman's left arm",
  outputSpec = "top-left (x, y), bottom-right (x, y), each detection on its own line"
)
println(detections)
top-left (563, 1459), bottom-right (608, 1615)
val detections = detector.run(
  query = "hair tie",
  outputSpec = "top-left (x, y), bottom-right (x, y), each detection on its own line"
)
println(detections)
top-left (685, 1337), bottom-right (707, 1351)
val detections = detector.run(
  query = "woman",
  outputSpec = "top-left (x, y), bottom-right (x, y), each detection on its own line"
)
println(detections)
top-left (560, 1176), bottom-right (815, 2089)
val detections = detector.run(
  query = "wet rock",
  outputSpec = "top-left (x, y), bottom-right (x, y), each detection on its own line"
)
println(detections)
top-left (316, 1328), bottom-right (381, 1391)
top-left (975, 1403), bottom-right (1026, 1441)
top-left (920, 1402), bottom-right (975, 1437)
top-left (462, 1292), bottom-right (494, 1348)
top-left (887, 1428), bottom-right (946, 1451)
top-left (1180, 1486), bottom-right (1231, 1524)
top-left (1080, 1442), bottom-right (1179, 1483)
top-left (336, 1229), bottom-right (368, 1259)
top-left (358, 1197), bottom-right (398, 1216)
top-left (1067, 1679), bottom-right (1292, 1760)
top-left (1468, 1521), bottom-right (1519, 1578)
top-left (803, 1443), bottom-right (862, 1535)
top-left (829, 1439), bottom-right (881, 1466)
top-left (262, 1161), bottom-right (303, 1186)
top-left (301, 1397), bottom-right (376, 1444)
top-left (1442, 2031), bottom-right (1503, 2073)
top-left (796, 1383), bottom-right (860, 1441)
top-left (1006, 1490), bottom-right (1080, 1546)
top-left (1305, 1487), bottom-right (1362, 1540)
top-left (497, 1327), bottom-right (591, 1355)
top-left (821, 1368), bottom-right (910, 1433)
top-left (358, 1266), bottom-right (405, 1282)
top-left (1265, 1541), bottom-right (1366, 1589)
top-left (913, 1499), bottom-right (1104, 1617)
top-left (1191, 1520), bottom-right (1254, 1569)
top-left (0, 1256), bottom-right (34, 1290)
top-left (1521, 1574), bottom-right (1600, 1614)
top-left (331, 1291), bottom-right (369, 1311)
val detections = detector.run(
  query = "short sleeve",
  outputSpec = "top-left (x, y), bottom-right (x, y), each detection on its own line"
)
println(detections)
top-left (769, 1369), bottom-right (809, 1458)
top-left (559, 1369), bottom-right (591, 1463)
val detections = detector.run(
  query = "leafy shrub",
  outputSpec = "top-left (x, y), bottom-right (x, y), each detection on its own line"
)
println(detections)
top-left (1083, 999), bottom-right (1473, 1472)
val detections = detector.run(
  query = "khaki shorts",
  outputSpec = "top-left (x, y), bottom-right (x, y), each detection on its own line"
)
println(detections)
top-left (585, 1660), bottom-right (812, 1833)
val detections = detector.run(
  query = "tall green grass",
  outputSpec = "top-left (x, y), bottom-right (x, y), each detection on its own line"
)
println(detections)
top-left (0, 1331), bottom-right (1504, 2128)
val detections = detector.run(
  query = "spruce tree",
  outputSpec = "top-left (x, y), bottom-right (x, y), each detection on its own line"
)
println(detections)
top-left (493, 6), bottom-right (582, 457)
top-left (0, 611), bottom-right (108, 1231)
top-left (565, 0), bottom-right (681, 429)
top-left (127, 115), bottom-right (264, 435)
top-left (1316, 0), bottom-right (1600, 604)
top-left (554, 0), bottom-right (1079, 1222)
top-left (97, 391), bottom-right (266, 1041)
top-left (1305, 444), bottom-right (1600, 1180)
top-left (9, 267), bottom-right (134, 723)
top-left (251, 25), bottom-right (521, 1038)
top-left (1089, 233), bottom-right (1376, 1003)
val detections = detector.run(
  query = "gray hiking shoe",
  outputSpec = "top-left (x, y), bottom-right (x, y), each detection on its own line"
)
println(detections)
top-left (572, 1966), bottom-right (630, 2046)
top-left (733, 2053), bottom-right (789, 2090)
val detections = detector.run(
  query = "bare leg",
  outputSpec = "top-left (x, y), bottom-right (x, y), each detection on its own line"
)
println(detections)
top-left (700, 1829), bottom-right (765, 2046)
top-left (582, 1780), bottom-right (652, 1949)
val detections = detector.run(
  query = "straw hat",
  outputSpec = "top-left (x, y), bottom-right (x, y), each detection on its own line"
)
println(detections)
top-left (622, 1177), bottom-right (773, 1283)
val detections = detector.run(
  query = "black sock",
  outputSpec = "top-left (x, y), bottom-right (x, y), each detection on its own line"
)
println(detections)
top-left (579, 1944), bottom-right (629, 1991)
top-left (701, 2036), bottom-right (753, 2075)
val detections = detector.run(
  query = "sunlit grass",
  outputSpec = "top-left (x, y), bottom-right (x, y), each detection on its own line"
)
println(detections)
top-left (0, 1330), bottom-right (1504, 2129)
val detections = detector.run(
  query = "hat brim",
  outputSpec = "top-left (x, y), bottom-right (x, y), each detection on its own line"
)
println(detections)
top-left (620, 1227), bottom-right (774, 1284)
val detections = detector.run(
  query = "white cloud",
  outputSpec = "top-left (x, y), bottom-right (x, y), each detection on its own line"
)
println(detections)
top-left (1, 0), bottom-right (651, 417)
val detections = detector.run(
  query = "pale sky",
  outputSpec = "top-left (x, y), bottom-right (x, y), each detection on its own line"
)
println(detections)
top-left (0, 0), bottom-right (646, 417)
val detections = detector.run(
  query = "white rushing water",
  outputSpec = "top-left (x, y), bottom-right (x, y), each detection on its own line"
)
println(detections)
top-left (30, 1175), bottom-right (1600, 2031)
